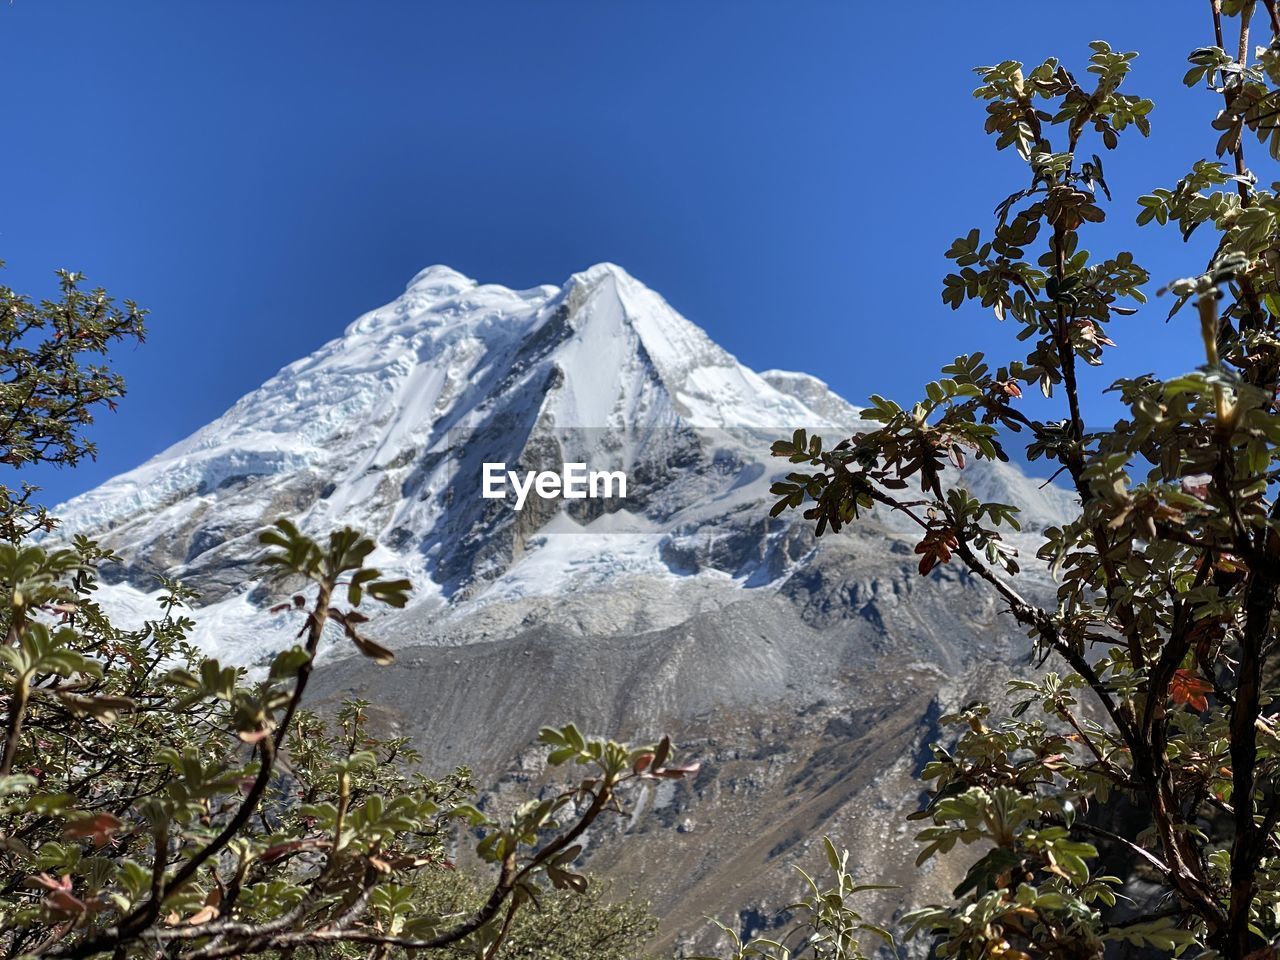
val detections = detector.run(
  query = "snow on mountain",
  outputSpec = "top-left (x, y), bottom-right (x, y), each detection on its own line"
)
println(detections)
top-left (759, 370), bottom-right (861, 424)
top-left (51, 263), bottom-right (1071, 663)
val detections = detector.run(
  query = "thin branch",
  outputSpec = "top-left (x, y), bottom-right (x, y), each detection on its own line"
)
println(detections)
top-left (1072, 821), bottom-right (1174, 882)
top-left (0, 670), bottom-right (30, 778)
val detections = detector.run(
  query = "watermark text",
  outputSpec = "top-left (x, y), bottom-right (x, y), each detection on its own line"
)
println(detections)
top-left (481, 462), bottom-right (627, 510)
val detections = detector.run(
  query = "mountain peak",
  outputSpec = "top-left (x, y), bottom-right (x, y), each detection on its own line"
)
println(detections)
top-left (550, 261), bottom-right (741, 409)
top-left (568, 261), bottom-right (636, 285)
top-left (404, 264), bottom-right (476, 295)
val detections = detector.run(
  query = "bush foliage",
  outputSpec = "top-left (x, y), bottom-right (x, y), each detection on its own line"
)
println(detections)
top-left (760, 3), bottom-right (1280, 958)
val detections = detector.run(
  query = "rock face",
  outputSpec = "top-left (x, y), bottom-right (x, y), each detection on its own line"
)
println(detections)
top-left (52, 264), bottom-right (1074, 953)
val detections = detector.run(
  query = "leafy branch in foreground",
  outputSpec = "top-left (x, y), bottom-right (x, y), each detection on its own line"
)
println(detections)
top-left (0, 519), bottom-right (698, 959)
top-left (765, 7), bottom-right (1280, 958)
top-left (0, 265), bottom-right (146, 541)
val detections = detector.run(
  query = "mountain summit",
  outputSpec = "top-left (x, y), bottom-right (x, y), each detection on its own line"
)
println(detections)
top-left (55, 264), bottom-right (1070, 663)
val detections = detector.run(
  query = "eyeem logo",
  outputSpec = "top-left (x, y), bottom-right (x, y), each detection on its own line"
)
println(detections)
top-left (482, 463), bottom-right (627, 510)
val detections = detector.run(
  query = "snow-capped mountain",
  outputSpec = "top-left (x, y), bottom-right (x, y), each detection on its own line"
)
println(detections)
top-left (56, 263), bottom-right (1069, 665)
top-left (54, 264), bottom-right (1074, 953)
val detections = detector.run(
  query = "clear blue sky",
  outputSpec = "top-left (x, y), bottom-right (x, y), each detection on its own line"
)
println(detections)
top-left (1, 1), bottom-right (1228, 504)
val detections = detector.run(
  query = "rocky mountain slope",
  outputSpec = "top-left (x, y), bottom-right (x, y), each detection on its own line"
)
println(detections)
top-left (53, 264), bottom-right (1074, 954)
